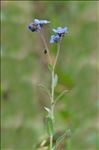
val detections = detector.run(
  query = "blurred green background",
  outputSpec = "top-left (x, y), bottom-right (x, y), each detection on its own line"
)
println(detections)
top-left (1, 1), bottom-right (99, 150)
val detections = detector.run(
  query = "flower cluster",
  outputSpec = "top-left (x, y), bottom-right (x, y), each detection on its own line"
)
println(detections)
top-left (50, 27), bottom-right (68, 43)
top-left (28, 19), bottom-right (68, 44)
top-left (28, 19), bottom-right (50, 32)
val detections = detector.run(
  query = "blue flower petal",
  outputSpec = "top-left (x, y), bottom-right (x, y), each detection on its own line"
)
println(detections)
top-left (34, 19), bottom-right (40, 24)
top-left (28, 19), bottom-right (50, 32)
top-left (53, 27), bottom-right (68, 35)
top-left (28, 23), bottom-right (39, 32)
top-left (39, 20), bottom-right (50, 25)
top-left (34, 19), bottom-right (50, 25)
top-left (50, 35), bottom-right (60, 43)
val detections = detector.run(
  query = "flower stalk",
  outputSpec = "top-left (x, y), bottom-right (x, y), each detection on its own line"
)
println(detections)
top-left (50, 40), bottom-right (61, 150)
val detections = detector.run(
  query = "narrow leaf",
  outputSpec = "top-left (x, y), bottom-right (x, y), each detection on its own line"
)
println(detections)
top-left (54, 74), bottom-right (58, 88)
top-left (56, 129), bottom-right (71, 147)
top-left (55, 90), bottom-right (68, 104)
top-left (48, 63), bottom-right (53, 72)
top-left (46, 117), bottom-right (54, 136)
top-left (38, 84), bottom-right (51, 98)
top-left (52, 145), bottom-right (56, 150)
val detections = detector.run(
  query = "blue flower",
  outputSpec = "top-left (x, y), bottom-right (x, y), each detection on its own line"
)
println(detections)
top-left (34, 19), bottom-right (50, 26)
top-left (53, 27), bottom-right (68, 36)
top-left (28, 19), bottom-right (50, 32)
top-left (50, 35), bottom-right (60, 43)
top-left (28, 23), bottom-right (39, 32)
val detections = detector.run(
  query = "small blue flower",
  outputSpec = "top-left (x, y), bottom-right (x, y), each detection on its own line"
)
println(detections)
top-left (28, 19), bottom-right (50, 32)
top-left (50, 35), bottom-right (60, 43)
top-left (53, 27), bottom-right (68, 36)
top-left (34, 19), bottom-right (50, 26)
top-left (28, 23), bottom-right (39, 32)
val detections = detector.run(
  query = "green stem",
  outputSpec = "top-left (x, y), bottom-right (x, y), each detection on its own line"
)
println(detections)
top-left (53, 37), bottom-right (62, 70)
top-left (50, 39), bottom-right (62, 150)
top-left (50, 135), bottom-right (53, 150)
top-left (49, 69), bottom-right (54, 150)
top-left (39, 30), bottom-right (62, 149)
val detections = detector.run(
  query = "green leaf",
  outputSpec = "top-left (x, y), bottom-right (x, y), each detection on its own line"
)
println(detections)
top-left (52, 145), bottom-right (56, 150)
top-left (54, 74), bottom-right (58, 88)
top-left (48, 63), bottom-right (53, 72)
top-left (56, 129), bottom-right (71, 147)
top-left (38, 84), bottom-right (51, 98)
top-left (55, 90), bottom-right (68, 105)
top-left (46, 117), bottom-right (54, 136)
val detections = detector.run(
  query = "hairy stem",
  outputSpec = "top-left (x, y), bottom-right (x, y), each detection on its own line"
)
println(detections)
top-left (39, 30), bottom-right (61, 149)
top-left (53, 38), bottom-right (62, 70)
top-left (50, 39), bottom-right (61, 150)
